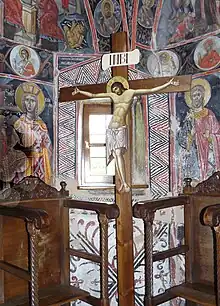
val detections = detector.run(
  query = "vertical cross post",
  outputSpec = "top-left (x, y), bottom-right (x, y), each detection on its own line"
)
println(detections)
top-left (111, 32), bottom-right (135, 306)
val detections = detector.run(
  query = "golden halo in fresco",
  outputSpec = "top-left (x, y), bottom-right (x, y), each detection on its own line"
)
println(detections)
top-left (185, 78), bottom-right (211, 108)
top-left (15, 82), bottom-right (45, 115)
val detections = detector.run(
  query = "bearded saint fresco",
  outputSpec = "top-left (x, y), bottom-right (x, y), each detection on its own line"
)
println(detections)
top-left (177, 78), bottom-right (220, 185)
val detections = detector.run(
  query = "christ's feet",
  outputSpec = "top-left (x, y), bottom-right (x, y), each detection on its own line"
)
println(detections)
top-left (118, 182), bottom-right (131, 193)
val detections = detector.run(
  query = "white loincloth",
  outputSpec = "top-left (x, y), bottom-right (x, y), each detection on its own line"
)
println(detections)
top-left (106, 126), bottom-right (128, 165)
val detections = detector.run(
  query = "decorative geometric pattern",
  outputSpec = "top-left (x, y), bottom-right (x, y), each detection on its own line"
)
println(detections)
top-left (59, 58), bottom-right (111, 88)
top-left (147, 93), bottom-right (170, 198)
top-left (57, 58), bottom-right (112, 181)
top-left (59, 69), bottom-right (81, 88)
top-left (58, 102), bottom-right (77, 180)
top-left (97, 67), bottom-right (112, 83)
top-left (75, 60), bottom-right (101, 85)
top-left (128, 68), bottom-right (150, 81)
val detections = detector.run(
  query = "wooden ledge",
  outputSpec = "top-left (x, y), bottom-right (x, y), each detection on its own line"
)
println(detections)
top-left (170, 283), bottom-right (215, 306)
top-left (152, 282), bottom-right (215, 306)
top-left (133, 195), bottom-right (188, 219)
top-left (0, 206), bottom-right (50, 229)
top-left (2, 285), bottom-right (89, 306)
top-left (64, 199), bottom-right (120, 219)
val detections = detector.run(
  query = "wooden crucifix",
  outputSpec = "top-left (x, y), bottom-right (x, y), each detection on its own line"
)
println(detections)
top-left (59, 32), bottom-right (192, 306)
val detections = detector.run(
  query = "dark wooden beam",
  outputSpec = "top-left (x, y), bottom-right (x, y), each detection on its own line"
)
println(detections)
top-left (129, 74), bottom-right (192, 93)
top-left (59, 83), bottom-right (106, 103)
top-left (59, 75), bottom-right (192, 103)
top-left (111, 31), bottom-right (135, 306)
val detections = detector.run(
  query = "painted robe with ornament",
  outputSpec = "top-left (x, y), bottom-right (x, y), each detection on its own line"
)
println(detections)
top-left (14, 114), bottom-right (52, 184)
top-left (198, 49), bottom-right (220, 69)
top-left (16, 59), bottom-right (36, 77)
top-left (39, 0), bottom-right (70, 41)
top-left (0, 116), bottom-right (27, 182)
top-left (178, 108), bottom-right (220, 183)
top-left (4, 0), bottom-right (24, 29)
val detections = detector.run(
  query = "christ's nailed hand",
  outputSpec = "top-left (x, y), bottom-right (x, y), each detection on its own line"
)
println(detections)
top-left (170, 79), bottom-right (180, 86)
top-left (72, 87), bottom-right (79, 96)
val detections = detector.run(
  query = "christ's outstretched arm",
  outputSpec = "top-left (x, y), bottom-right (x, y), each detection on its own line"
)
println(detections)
top-left (72, 87), bottom-right (114, 99)
top-left (133, 79), bottom-right (179, 96)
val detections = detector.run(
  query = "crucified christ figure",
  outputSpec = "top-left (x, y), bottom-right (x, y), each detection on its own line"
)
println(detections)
top-left (72, 76), bottom-right (179, 193)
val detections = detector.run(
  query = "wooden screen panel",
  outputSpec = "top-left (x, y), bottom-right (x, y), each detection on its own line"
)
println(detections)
top-left (3, 217), bottom-right (28, 300)
top-left (2, 198), bottom-right (63, 302)
top-left (189, 196), bottom-right (220, 285)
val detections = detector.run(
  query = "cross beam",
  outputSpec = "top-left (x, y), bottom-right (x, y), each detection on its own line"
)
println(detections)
top-left (59, 75), bottom-right (191, 102)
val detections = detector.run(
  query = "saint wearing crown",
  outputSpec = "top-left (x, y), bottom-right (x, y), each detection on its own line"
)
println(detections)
top-left (13, 83), bottom-right (52, 184)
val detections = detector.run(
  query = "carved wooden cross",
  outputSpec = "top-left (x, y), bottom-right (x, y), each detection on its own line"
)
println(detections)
top-left (59, 32), bottom-right (191, 306)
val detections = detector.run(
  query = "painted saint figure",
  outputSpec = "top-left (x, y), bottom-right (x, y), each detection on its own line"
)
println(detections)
top-left (99, 0), bottom-right (119, 37)
top-left (39, 0), bottom-right (66, 51)
top-left (13, 83), bottom-right (52, 184)
top-left (72, 76), bottom-right (179, 193)
top-left (4, 0), bottom-right (24, 40)
top-left (150, 51), bottom-right (178, 77)
top-left (4, 0), bottom-right (32, 42)
top-left (14, 47), bottom-right (36, 77)
top-left (198, 39), bottom-right (220, 70)
top-left (194, 0), bottom-right (219, 32)
top-left (137, 0), bottom-right (155, 28)
top-left (178, 78), bottom-right (220, 183)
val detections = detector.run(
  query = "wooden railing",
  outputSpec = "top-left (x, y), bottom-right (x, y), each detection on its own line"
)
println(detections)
top-left (64, 199), bottom-right (120, 306)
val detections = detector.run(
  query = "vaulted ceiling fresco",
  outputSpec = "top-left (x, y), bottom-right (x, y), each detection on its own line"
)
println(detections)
top-left (3, 0), bottom-right (220, 77)
top-left (2, 0), bottom-right (220, 188)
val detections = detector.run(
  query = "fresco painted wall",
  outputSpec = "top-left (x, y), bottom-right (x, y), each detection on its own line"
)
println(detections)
top-left (1, 1), bottom-right (220, 306)
top-left (174, 73), bottom-right (220, 189)
top-left (0, 36), bottom-right (54, 187)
